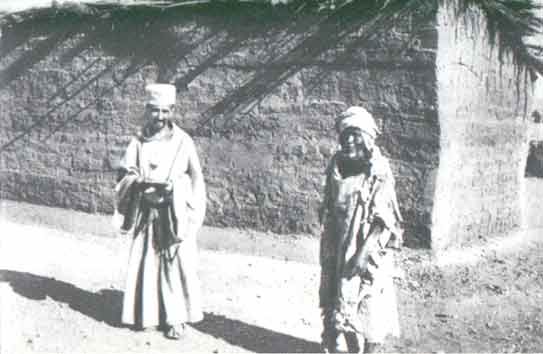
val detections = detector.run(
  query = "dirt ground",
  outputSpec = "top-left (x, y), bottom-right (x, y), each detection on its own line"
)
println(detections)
top-left (1, 202), bottom-right (543, 353)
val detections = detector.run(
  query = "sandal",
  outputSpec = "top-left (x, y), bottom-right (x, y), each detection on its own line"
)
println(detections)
top-left (164, 324), bottom-right (185, 340)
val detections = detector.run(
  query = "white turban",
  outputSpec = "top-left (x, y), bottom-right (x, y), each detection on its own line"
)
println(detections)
top-left (335, 106), bottom-right (380, 139)
top-left (145, 83), bottom-right (176, 106)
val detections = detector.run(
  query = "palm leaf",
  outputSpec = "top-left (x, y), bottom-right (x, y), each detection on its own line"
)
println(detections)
top-left (343, 0), bottom-right (543, 75)
top-left (453, 0), bottom-right (543, 75)
top-left (0, 0), bottom-right (542, 74)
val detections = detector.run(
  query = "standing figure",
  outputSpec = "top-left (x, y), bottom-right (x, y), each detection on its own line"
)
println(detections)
top-left (319, 106), bottom-right (403, 353)
top-left (114, 83), bottom-right (206, 340)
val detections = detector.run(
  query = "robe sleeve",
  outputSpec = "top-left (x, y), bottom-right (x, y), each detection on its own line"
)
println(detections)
top-left (368, 157), bottom-right (403, 249)
top-left (113, 138), bottom-right (142, 233)
top-left (172, 136), bottom-right (206, 237)
top-left (319, 155), bottom-right (339, 267)
top-left (318, 157), bottom-right (340, 308)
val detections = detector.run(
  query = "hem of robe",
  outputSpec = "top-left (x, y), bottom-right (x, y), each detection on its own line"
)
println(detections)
top-left (121, 230), bottom-right (203, 329)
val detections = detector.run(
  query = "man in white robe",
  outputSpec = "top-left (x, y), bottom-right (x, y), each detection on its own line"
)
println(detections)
top-left (115, 83), bottom-right (206, 340)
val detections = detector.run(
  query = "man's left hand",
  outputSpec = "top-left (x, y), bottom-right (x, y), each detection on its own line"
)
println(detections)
top-left (344, 255), bottom-right (366, 279)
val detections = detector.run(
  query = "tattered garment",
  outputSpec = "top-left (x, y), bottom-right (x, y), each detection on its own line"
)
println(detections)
top-left (115, 124), bottom-right (206, 328)
top-left (320, 150), bottom-right (402, 343)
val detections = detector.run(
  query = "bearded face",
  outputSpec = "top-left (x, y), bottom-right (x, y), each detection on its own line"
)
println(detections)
top-left (144, 103), bottom-right (174, 135)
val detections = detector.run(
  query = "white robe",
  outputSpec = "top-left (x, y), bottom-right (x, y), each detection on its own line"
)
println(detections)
top-left (115, 124), bottom-right (205, 328)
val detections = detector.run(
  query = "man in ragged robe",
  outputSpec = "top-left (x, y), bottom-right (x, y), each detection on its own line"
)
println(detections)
top-left (114, 83), bottom-right (206, 340)
top-left (319, 106), bottom-right (403, 353)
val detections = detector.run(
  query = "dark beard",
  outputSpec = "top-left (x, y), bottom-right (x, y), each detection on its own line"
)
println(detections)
top-left (143, 120), bottom-right (172, 138)
top-left (337, 154), bottom-right (371, 178)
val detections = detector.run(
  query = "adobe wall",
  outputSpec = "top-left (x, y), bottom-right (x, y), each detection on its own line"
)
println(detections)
top-left (0, 4), bottom-right (439, 244)
top-left (433, 2), bottom-right (532, 251)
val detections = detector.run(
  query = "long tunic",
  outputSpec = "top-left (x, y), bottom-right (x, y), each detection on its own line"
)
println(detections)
top-left (115, 123), bottom-right (206, 328)
top-left (319, 148), bottom-right (402, 343)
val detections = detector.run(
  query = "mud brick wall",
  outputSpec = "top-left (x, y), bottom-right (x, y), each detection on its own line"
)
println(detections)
top-left (0, 4), bottom-right (438, 243)
top-left (432, 3), bottom-right (531, 251)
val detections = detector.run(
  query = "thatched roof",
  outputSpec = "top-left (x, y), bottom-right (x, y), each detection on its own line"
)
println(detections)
top-left (0, 0), bottom-right (542, 76)
top-left (0, 0), bottom-right (108, 14)
top-left (0, 0), bottom-right (285, 15)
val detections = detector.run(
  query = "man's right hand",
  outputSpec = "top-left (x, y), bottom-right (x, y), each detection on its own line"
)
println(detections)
top-left (135, 176), bottom-right (144, 185)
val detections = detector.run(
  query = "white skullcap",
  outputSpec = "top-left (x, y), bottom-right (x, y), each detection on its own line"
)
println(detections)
top-left (335, 106), bottom-right (379, 138)
top-left (145, 83), bottom-right (176, 106)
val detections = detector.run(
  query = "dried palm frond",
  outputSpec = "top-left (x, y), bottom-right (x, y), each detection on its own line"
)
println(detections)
top-left (0, 0), bottom-right (542, 74)
top-left (372, 0), bottom-right (542, 75)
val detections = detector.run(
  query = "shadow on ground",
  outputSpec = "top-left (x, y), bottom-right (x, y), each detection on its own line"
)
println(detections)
top-left (192, 312), bottom-right (321, 353)
top-left (0, 269), bottom-right (320, 352)
top-left (0, 269), bottom-right (124, 328)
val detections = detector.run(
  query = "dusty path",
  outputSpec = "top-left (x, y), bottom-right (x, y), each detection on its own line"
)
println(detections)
top-left (1, 220), bottom-right (322, 353)
top-left (1, 204), bottom-right (543, 353)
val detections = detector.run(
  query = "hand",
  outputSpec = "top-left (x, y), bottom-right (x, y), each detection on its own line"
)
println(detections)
top-left (135, 175), bottom-right (144, 185)
top-left (344, 256), bottom-right (365, 279)
top-left (164, 180), bottom-right (173, 193)
top-left (344, 254), bottom-right (379, 281)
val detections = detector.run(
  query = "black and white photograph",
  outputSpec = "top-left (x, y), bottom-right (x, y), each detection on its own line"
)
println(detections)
top-left (0, 0), bottom-right (543, 352)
